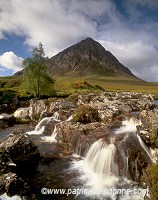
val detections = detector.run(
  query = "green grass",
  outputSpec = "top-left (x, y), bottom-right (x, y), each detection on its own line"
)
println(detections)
top-left (1, 75), bottom-right (158, 97)
top-left (54, 75), bottom-right (158, 94)
top-left (0, 76), bottom-right (21, 91)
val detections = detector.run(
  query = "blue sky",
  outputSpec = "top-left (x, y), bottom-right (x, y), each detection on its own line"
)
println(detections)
top-left (0, 0), bottom-right (158, 81)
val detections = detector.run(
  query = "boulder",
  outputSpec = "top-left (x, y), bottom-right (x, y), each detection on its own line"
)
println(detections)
top-left (13, 107), bottom-right (30, 123)
top-left (28, 98), bottom-right (76, 122)
top-left (0, 172), bottom-right (29, 196)
top-left (0, 176), bottom-right (5, 195)
top-left (138, 110), bottom-right (158, 148)
top-left (0, 114), bottom-right (15, 131)
top-left (54, 121), bottom-right (109, 156)
top-left (113, 132), bottom-right (152, 181)
top-left (29, 99), bottom-right (47, 121)
top-left (0, 132), bottom-right (40, 169)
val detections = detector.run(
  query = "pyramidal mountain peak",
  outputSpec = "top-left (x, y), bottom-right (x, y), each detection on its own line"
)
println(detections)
top-left (48, 37), bottom-right (136, 78)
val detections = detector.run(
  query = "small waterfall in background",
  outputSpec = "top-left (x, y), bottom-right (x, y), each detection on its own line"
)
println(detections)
top-left (26, 112), bottom-right (60, 135)
top-left (41, 125), bottom-right (57, 143)
top-left (71, 118), bottom-right (150, 200)
top-left (137, 134), bottom-right (154, 162)
top-left (41, 114), bottom-right (74, 143)
top-left (114, 118), bottom-right (142, 134)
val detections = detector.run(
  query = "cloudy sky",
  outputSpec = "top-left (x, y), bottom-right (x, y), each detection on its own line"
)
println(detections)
top-left (0, 0), bottom-right (158, 81)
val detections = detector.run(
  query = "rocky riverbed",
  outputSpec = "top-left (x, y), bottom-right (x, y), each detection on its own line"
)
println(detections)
top-left (0, 92), bottom-right (158, 200)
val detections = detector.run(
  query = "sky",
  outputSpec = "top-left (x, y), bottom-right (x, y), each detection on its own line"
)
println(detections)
top-left (0, 0), bottom-right (158, 81)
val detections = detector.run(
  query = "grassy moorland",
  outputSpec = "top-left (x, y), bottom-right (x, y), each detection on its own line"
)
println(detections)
top-left (0, 76), bottom-right (21, 90)
top-left (54, 75), bottom-right (158, 95)
top-left (1, 75), bottom-right (158, 98)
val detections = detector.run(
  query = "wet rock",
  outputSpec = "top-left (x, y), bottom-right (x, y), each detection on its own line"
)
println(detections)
top-left (0, 172), bottom-right (29, 196)
top-left (138, 110), bottom-right (158, 148)
top-left (0, 120), bottom-right (8, 131)
top-left (113, 132), bottom-right (152, 181)
top-left (0, 177), bottom-right (5, 195)
top-left (29, 99), bottom-right (47, 121)
top-left (13, 107), bottom-right (31, 123)
top-left (28, 98), bottom-right (76, 122)
top-left (43, 120), bottom-right (59, 136)
top-left (54, 121), bottom-right (109, 156)
top-left (48, 99), bottom-right (76, 121)
top-left (29, 134), bottom-right (64, 162)
top-left (0, 133), bottom-right (40, 169)
top-left (49, 99), bottom-right (76, 112)
top-left (0, 114), bottom-right (15, 131)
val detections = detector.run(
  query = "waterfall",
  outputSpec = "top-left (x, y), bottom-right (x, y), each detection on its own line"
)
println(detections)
top-left (26, 112), bottom-right (60, 135)
top-left (137, 134), bottom-right (153, 162)
top-left (35, 117), bottom-right (52, 132)
top-left (71, 118), bottom-right (149, 200)
top-left (85, 139), bottom-right (118, 177)
top-left (41, 125), bottom-right (57, 143)
top-left (115, 118), bottom-right (142, 134)
top-left (71, 139), bottom-right (119, 192)
top-left (52, 112), bottom-right (60, 121)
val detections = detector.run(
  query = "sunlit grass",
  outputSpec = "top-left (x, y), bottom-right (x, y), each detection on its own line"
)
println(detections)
top-left (1, 75), bottom-right (158, 97)
top-left (54, 75), bottom-right (158, 94)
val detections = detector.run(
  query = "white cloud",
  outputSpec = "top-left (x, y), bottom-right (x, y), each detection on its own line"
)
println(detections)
top-left (0, 0), bottom-right (158, 81)
top-left (99, 40), bottom-right (158, 81)
top-left (0, 51), bottom-right (23, 72)
top-left (0, 0), bottom-right (107, 56)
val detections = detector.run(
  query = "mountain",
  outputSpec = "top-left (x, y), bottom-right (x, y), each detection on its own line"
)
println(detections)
top-left (48, 37), bottom-right (136, 78)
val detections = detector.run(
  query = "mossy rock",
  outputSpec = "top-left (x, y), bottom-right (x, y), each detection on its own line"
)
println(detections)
top-left (73, 104), bottom-right (100, 124)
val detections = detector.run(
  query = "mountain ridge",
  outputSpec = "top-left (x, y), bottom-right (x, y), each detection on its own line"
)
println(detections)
top-left (48, 37), bottom-right (137, 79)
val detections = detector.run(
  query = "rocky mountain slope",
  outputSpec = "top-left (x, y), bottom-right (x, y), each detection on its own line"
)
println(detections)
top-left (48, 37), bottom-right (136, 78)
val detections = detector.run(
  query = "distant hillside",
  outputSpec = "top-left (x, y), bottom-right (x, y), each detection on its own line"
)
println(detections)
top-left (48, 37), bottom-right (137, 78)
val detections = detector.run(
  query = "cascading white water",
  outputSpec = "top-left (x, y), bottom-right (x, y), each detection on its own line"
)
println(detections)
top-left (26, 112), bottom-right (60, 135)
top-left (71, 118), bottom-right (149, 200)
top-left (85, 139), bottom-right (118, 177)
top-left (52, 112), bottom-right (60, 121)
top-left (115, 118), bottom-right (142, 134)
top-left (71, 139), bottom-right (119, 197)
top-left (41, 125), bottom-right (57, 143)
top-left (137, 134), bottom-right (153, 162)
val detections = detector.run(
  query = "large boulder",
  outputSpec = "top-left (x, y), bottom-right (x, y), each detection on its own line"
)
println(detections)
top-left (13, 107), bottom-right (31, 123)
top-left (54, 121), bottom-right (109, 156)
top-left (29, 99), bottom-right (47, 121)
top-left (0, 132), bottom-right (40, 169)
top-left (113, 132), bottom-right (152, 181)
top-left (138, 110), bottom-right (158, 148)
top-left (28, 98), bottom-right (76, 122)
